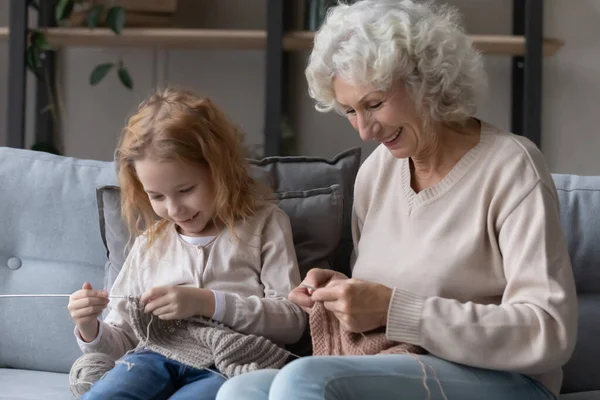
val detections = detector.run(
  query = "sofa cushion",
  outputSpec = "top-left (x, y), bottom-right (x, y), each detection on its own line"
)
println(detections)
top-left (553, 174), bottom-right (600, 395)
top-left (560, 392), bottom-right (600, 400)
top-left (98, 183), bottom-right (344, 290)
top-left (553, 174), bottom-right (600, 294)
top-left (0, 148), bottom-right (117, 374)
top-left (0, 368), bottom-right (71, 400)
top-left (561, 294), bottom-right (600, 394)
top-left (249, 148), bottom-right (361, 275)
top-left (98, 148), bottom-right (360, 288)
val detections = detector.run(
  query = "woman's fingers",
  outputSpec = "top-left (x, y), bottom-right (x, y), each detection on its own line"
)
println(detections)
top-left (289, 286), bottom-right (315, 310)
top-left (303, 268), bottom-right (340, 289)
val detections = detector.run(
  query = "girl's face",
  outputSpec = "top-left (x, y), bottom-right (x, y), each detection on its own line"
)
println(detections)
top-left (134, 158), bottom-right (217, 237)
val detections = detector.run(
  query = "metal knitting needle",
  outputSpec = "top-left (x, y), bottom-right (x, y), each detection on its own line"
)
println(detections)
top-left (0, 294), bottom-right (128, 298)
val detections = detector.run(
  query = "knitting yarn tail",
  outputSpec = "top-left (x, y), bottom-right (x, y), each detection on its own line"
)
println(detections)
top-left (69, 353), bottom-right (116, 398)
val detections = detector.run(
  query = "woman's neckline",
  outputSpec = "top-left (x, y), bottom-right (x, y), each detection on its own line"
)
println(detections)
top-left (400, 120), bottom-right (495, 210)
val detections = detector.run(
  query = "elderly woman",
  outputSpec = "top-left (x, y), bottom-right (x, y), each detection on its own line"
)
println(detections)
top-left (217, 0), bottom-right (577, 399)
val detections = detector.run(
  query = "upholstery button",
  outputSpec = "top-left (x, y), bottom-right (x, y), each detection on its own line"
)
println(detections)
top-left (7, 257), bottom-right (22, 270)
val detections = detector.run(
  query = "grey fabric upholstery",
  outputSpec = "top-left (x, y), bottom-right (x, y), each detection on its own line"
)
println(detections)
top-left (560, 392), bottom-right (600, 400)
top-left (0, 148), bottom-right (116, 373)
top-left (249, 148), bottom-right (362, 276)
top-left (1, 147), bottom-right (599, 399)
top-left (554, 174), bottom-right (600, 395)
top-left (0, 369), bottom-right (71, 400)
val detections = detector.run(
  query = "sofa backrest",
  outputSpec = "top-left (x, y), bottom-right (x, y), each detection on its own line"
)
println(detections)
top-left (0, 148), bottom-right (116, 373)
top-left (553, 173), bottom-right (600, 394)
top-left (0, 146), bottom-right (597, 392)
top-left (0, 146), bottom-right (362, 374)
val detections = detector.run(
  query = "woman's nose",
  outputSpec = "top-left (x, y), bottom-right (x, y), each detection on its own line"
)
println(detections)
top-left (356, 113), bottom-right (379, 142)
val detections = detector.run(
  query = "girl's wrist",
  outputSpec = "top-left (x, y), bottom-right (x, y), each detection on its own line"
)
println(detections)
top-left (194, 288), bottom-right (215, 318)
top-left (78, 320), bottom-right (99, 342)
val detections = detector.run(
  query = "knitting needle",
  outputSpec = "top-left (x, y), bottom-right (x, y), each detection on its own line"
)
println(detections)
top-left (301, 284), bottom-right (316, 293)
top-left (0, 294), bottom-right (128, 298)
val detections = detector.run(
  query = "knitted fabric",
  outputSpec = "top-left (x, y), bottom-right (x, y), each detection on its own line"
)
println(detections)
top-left (127, 297), bottom-right (290, 378)
top-left (309, 301), bottom-right (427, 356)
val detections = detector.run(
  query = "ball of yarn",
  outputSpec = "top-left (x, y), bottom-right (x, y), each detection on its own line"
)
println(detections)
top-left (69, 352), bottom-right (116, 397)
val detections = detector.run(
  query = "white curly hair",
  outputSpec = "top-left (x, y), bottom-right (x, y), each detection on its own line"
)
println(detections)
top-left (305, 0), bottom-right (487, 125)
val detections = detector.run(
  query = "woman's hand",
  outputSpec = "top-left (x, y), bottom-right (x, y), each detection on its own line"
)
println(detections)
top-left (289, 268), bottom-right (348, 313)
top-left (311, 279), bottom-right (393, 333)
top-left (68, 282), bottom-right (109, 342)
top-left (141, 286), bottom-right (215, 320)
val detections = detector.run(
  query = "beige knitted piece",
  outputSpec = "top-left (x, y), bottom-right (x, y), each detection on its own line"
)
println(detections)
top-left (127, 297), bottom-right (290, 377)
top-left (310, 301), bottom-right (427, 356)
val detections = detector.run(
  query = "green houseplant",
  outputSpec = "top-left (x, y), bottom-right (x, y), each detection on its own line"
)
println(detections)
top-left (27, 0), bottom-right (134, 89)
top-left (25, 0), bottom-right (134, 154)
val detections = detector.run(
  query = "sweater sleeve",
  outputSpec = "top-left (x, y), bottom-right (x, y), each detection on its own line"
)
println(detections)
top-left (76, 238), bottom-right (142, 359)
top-left (221, 208), bottom-right (307, 345)
top-left (386, 181), bottom-right (578, 374)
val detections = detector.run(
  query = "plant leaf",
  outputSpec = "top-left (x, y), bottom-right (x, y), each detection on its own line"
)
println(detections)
top-left (31, 31), bottom-right (51, 51)
top-left (87, 4), bottom-right (104, 29)
top-left (26, 47), bottom-right (39, 76)
top-left (89, 63), bottom-right (115, 85)
top-left (106, 6), bottom-right (126, 35)
top-left (55, 0), bottom-right (74, 23)
top-left (118, 65), bottom-right (133, 90)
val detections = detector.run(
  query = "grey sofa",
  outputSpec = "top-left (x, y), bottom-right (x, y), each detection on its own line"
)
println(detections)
top-left (0, 146), bottom-right (597, 400)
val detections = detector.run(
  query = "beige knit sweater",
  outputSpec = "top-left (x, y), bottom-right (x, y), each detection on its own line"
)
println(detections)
top-left (76, 203), bottom-right (306, 360)
top-left (351, 122), bottom-right (577, 397)
top-left (127, 297), bottom-right (290, 377)
top-left (310, 301), bottom-right (426, 356)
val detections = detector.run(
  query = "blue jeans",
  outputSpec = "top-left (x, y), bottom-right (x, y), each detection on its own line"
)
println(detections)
top-left (83, 349), bottom-right (226, 400)
top-left (216, 355), bottom-right (557, 400)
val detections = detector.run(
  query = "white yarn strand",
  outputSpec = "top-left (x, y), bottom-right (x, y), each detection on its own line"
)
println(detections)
top-left (0, 294), bottom-right (128, 298)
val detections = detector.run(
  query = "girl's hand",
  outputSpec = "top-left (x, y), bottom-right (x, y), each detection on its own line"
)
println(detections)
top-left (141, 286), bottom-right (215, 320)
top-left (68, 282), bottom-right (109, 342)
top-left (289, 268), bottom-right (348, 313)
top-left (311, 279), bottom-right (393, 333)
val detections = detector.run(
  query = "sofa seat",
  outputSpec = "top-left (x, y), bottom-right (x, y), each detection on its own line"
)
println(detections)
top-left (561, 392), bottom-right (600, 400)
top-left (1, 365), bottom-right (598, 400)
top-left (0, 368), bottom-right (71, 400)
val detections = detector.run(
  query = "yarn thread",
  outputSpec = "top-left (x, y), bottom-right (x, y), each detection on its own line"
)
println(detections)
top-left (1, 292), bottom-right (446, 399)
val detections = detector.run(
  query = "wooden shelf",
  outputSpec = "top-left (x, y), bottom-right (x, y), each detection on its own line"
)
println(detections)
top-left (0, 27), bottom-right (267, 50)
top-left (0, 27), bottom-right (564, 56)
top-left (283, 31), bottom-right (564, 56)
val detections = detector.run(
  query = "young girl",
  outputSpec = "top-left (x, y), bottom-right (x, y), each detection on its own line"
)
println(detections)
top-left (67, 87), bottom-right (307, 400)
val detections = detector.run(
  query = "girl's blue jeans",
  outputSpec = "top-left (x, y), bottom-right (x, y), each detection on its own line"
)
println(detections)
top-left (216, 355), bottom-right (557, 400)
top-left (82, 349), bottom-right (226, 400)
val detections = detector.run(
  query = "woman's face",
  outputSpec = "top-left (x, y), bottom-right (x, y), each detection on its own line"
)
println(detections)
top-left (333, 77), bottom-right (431, 159)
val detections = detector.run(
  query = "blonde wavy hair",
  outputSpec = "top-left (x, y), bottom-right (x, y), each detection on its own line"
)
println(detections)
top-left (117, 87), bottom-right (267, 245)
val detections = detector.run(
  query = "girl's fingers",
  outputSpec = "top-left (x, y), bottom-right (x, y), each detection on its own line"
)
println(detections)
top-left (144, 295), bottom-right (170, 314)
top-left (70, 290), bottom-right (108, 301)
top-left (71, 306), bottom-right (106, 319)
top-left (68, 297), bottom-right (109, 311)
top-left (157, 312), bottom-right (178, 320)
top-left (150, 304), bottom-right (172, 317)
